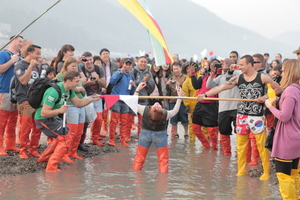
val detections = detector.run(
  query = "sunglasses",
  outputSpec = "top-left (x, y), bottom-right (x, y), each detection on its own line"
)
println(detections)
top-left (254, 61), bottom-right (261, 64)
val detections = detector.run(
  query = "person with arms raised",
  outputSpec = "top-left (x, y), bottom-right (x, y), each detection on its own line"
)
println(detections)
top-left (132, 82), bottom-right (183, 173)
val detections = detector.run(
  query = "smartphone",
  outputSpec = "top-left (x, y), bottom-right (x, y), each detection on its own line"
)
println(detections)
top-left (214, 63), bottom-right (222, 69)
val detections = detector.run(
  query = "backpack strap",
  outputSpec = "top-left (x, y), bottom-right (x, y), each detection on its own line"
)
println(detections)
top-left (3, 49), bottom-right (14, 56)
top-left (81, 65), bottom-right (86, 76)
top-left (94, 65), bottom-right (101, 76)
top-left (51, 83), bottom-right (62, 105)
top-left (133, 68), bottom-right (138, 79)
top-left (81, 65), bottom-right (101, 78)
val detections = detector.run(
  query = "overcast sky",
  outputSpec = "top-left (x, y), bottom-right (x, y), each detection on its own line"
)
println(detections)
top-left (191, 0), bottom-right (300, 39)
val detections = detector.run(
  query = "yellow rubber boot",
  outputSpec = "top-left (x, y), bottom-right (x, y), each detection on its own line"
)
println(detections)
top-left (276, 172), bottom-right (297, 200)
top-left (189, 116), bottom-right (195, 141)
top-left (236, 134), bottom-right (249, 176)
top-left (254, 131), bottom-right (270, 180)
top-left (291, 168), bottom-right (300, 199)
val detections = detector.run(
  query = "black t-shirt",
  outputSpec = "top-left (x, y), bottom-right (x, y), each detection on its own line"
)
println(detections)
top-left (14, 60), bottom-right (40, 104)
top-left (81, 65), bottom-right (105, 96)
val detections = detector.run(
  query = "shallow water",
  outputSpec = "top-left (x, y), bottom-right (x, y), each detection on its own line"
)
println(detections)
top-left (0, 131), bottom-right (281, 199)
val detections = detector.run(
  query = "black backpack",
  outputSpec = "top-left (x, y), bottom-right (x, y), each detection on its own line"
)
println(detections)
top-left (27, 78), bottom-right (61, 109)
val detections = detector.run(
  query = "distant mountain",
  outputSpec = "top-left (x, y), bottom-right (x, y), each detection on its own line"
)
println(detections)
top-left (0, 0), bottom-right (296, 59)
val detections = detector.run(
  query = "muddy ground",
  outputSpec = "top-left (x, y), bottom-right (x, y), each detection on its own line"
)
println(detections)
top-left (0, 133), bottom-right (276, 180)
top-left (0, 135), bottom-right (137, 176)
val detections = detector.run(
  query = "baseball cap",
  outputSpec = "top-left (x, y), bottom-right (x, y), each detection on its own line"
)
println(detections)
top-left (124, 58), bottom-right (132, 64)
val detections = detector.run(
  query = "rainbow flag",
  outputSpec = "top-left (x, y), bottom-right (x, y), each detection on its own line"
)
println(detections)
top-left (117, 0), bottom-right (173, 66)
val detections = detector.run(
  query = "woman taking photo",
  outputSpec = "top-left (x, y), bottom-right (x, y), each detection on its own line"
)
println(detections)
top-left (265, 59), bottom-right (300, 200)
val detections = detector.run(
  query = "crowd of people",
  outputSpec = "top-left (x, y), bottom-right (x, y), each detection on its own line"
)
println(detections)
top-left (1, 35), bottom-right (300, 199)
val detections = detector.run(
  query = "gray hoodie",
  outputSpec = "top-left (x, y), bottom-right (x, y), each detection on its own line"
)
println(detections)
top-left (132, 66), bottom-right (155, 105)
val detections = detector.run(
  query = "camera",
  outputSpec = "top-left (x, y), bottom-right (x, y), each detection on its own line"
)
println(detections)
top-left (90, 77), bottom-right (96, 81)
top-left (170, 80), bottom-right (176, 84)
top-left (214, 63), bottom-right (222, 69)
top-left (82, 58), bottom-right (87, 62)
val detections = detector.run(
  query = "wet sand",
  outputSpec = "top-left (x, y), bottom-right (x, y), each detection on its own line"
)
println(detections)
top-left (0, 126), bottom-right (276, 181)
top-left (0, 132), bottom-right (137, 176)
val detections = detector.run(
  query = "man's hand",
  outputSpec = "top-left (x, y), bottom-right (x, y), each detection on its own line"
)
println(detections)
top-left (120, 67), bottom-right (126, 74)
top-left (130, 80), bottom-right (136, 87)
top-left (10, 55), bottom-right (19, 64)
top-left (29, 59), bottom-right (38, 68)
top-left (58, 105), bottom-right (70, 114)
top-left (90, 94), bottom-right (101, 101)
top-left (143, 74), bottom-right (150, 82)
top-left (196, 94), bottom-right (205, 102)
top-left (91, 72), bottom-right (99, 80)
top-left (256, 96), bottom-right (268, 103)
top-left (137, 81), bottom-right (147, 91)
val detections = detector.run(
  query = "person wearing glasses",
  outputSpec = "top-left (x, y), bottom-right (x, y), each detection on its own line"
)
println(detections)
top-left (99, 48), bottom-right (118, 135)
top-left (293, 47), bottom-right (300, 60)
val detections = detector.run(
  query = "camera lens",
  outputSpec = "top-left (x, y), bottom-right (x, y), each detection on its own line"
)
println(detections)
top-left (82, 58), bottom-right (87, 62)
top-left (91, 77), bottom-right (96, 81)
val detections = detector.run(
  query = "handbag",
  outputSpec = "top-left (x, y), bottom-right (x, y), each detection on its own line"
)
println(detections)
top-left (264, 127), bottom-right (275, 151)
top-left (84, 96), bottom-right (97, 123)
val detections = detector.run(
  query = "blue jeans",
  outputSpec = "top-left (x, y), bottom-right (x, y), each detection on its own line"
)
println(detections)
top-left (91, 98), bottom-right (103, 113)
top-left (111, 101), bottom-right (129, 114)
top-left (66, 104), bottom-right (85, 124)
top-left (169, 102), bottom-right (188, 126)
top-left (138, 129), bottom-right (168, 149)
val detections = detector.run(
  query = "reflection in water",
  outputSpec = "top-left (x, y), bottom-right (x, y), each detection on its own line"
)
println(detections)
top-left (0, 133), bottom-right (281, 199)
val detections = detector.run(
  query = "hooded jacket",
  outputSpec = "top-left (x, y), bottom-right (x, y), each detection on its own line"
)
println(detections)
top-left (132, 66), bottom-right (155, 105)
